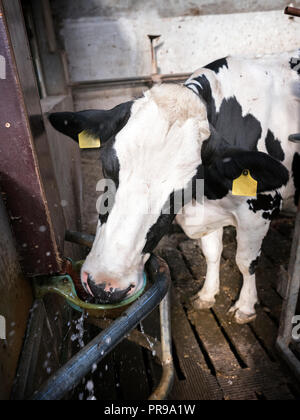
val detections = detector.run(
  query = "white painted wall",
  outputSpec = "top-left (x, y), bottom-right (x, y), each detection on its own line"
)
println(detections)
top-left (58, 8), bottom-right (300, 82)
top-left (51, 0), bottom-right (296, 19)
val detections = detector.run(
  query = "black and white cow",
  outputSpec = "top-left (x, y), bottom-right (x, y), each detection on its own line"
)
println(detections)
top-left (50, 51), bottom-right (300, 324)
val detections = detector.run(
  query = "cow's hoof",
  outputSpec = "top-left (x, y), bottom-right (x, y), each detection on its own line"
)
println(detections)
top-left (234, 309), bottom-right (257, 325)
top-left (192, 296), bottom-right (215, 310)
top-left (228, 304), bottom-right (257, 324)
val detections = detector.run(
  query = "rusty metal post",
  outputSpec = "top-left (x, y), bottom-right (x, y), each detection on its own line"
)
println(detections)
top-left (285, 6), bottom-right (300, 17)
top-left (0, 1), bottom-right (63, 275)
top-left (148, 34), bottom-right (162, 84)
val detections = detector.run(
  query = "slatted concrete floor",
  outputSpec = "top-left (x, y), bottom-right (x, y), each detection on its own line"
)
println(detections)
top-left (159, 217), bottom-right (300, 400)
top-left (72, 216), bottom-right (300, 400)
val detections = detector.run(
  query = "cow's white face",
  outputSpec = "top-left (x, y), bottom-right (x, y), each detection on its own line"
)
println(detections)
top-left (81, 84), bottom-right (210, 303)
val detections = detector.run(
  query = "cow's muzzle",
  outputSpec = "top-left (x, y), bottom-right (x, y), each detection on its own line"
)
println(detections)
top-left (87, 276), bottom-right (134, 304)
top-left (81, 270), bottom-right (138, 304)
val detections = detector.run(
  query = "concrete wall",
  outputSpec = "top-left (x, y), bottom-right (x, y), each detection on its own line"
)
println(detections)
top-left (52, 0), bottom-right (300, 82)
top-left (51, 0), bottom-right (295, 19)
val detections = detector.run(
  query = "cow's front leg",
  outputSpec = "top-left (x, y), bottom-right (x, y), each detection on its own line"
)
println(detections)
top-left (229, 220), bottom-right (270, 324)
top-left (192, 228), bottom-right (223, 310)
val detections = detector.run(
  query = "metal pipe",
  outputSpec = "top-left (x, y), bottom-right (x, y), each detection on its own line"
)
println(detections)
top-left (30, 255), bottom-right (171, 400)
top-left (87, 317), bottom-right (163, 362)
top-left (65, 230), bottom-right (95, 248)
top-left (41, 0), bottom-right (57, 53)
top-left (285, 6), bottom-right (300, 17)
top-left (149, 291), bottom-right (174, 400)
top-left (148, 34), bottom-right (161, 76)
top-left (69, 73), bottom-right (192, 90)
top-left (289, 133), bottom-right (300, 143)
top-left (276, 337), bottom-right (300, 379)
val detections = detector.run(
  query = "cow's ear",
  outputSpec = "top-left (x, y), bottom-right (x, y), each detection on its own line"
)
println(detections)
top-left (205, 149), bottom-right (289, 196)
top-left (48, 101), bottom-right (133, 145)
top-left (201, 124), bottom-right (231, 165)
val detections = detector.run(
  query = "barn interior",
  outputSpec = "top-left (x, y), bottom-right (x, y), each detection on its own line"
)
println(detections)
top-left (0, 0), bottom-right (300, 400)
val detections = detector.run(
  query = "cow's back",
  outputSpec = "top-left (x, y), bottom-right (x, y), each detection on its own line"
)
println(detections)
top-left (186, 51), bottom-right (300, 207)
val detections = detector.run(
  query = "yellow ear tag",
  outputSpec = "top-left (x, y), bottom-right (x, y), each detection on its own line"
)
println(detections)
top-left (78, 131), bottom-right (101, 149)
top-left (232, 170), bottom-right (257, 197)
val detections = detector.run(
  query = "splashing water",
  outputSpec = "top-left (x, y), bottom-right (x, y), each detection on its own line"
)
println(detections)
top-left (140, 321), bottom-right (156, 355)
top-left (86, 380), bottom-right (97, 401)
top-left (71, 314), bottom-right (86, 349)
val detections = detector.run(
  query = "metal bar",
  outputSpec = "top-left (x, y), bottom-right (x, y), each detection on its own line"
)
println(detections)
top-left (41, 0), bottom-right (57, 53)
top-left (86, 317), bottom-right (163, 362)
top-left (69, 73), bottom-right (192, 90)
top-left (65, 230), bottom-right (95, 248)
top-left (149, 291), bottom-right (174, 400)
top-left (285, 6), bottom-right (300, 17)
top-left (276, 337), bottom-right (300, 379)
top-left (23, 6), bottom-right (47, 98)
top-left (30, 255), bottom-right (171, 400)
top-left (289, 133), bottom-right (300, 143)
top-left (148, 34), bottom-right (161, 76)
top-left (11, 300), bottom-right (45, 400)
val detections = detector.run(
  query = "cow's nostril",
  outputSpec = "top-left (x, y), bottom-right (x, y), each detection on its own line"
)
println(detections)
top-left (81, 271), bottom-right (94, 296)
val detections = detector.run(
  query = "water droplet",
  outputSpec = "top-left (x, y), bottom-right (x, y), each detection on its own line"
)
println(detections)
top-left (86, 380), bottom-right (94, 392)
top-left (61, 200), bottom-right (68, 207)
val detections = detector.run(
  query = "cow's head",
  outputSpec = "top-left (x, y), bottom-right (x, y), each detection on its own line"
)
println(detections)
top-left (49, 84), bottom-right (210, 303)
top-left (50, 83), bottom-right (289, 304)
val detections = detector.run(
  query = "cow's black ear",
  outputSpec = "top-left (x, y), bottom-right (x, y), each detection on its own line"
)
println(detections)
top-left (204, 149), bottom-right (289, 199)
top-left (48, 101), bottom-right (134, 144)
top-left (201, 124), bottom-right (231, 165)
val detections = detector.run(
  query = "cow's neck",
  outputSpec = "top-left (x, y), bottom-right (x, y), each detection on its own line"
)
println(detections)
top-left (185, 74), bottom-right (263, 153)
